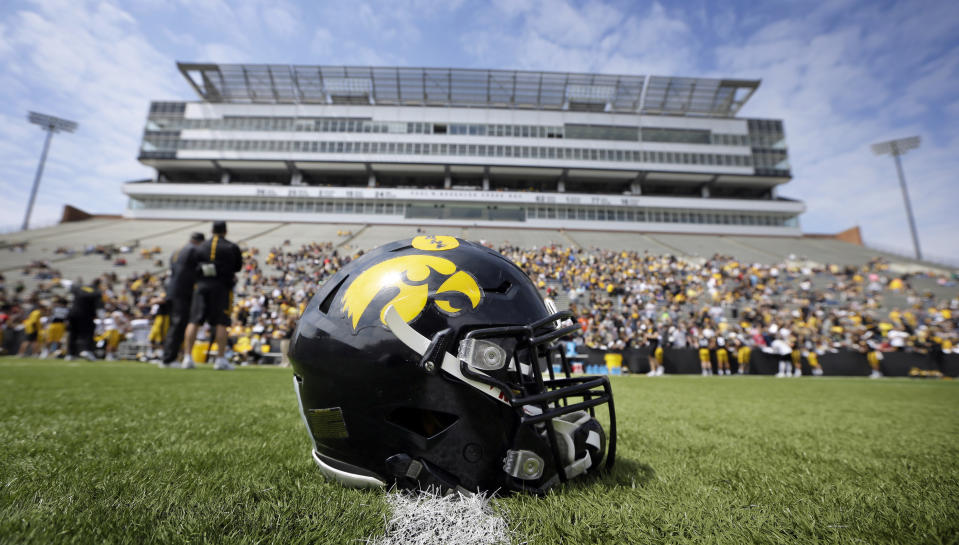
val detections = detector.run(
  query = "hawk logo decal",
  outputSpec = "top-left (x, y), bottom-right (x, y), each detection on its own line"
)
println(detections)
top-left (341, 254), bottom-right (482, 331)
top-left (411, 235), bottom-right (459, 251)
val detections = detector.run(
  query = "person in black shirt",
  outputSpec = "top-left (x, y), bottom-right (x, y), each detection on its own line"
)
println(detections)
top-left (158, 232), bottom-right (204, 368)
top-left (67, 278), bottom-right (102, 361)
top-left (182, 221), bottom-right (243, 370)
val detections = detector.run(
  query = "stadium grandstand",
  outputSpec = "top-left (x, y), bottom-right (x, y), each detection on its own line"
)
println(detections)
top-left (126, 63), bottom-right (801, 235)
top-left (2, 63), bottom-right (957, 377)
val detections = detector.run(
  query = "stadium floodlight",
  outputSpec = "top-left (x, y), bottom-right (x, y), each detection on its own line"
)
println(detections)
top-left (871, 136), bottom-right (922, 261)
top-left (22, 111), bottom-right (78, 231)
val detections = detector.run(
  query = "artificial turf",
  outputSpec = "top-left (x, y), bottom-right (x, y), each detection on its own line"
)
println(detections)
top-left (0, 358), bottom-right (956, 544)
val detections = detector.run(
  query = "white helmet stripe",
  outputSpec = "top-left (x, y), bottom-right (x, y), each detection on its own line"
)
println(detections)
top-left (384, 305), bottom-right (508, 404)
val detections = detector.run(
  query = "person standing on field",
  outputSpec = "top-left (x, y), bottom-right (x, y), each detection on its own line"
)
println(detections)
top-left (182, 221), bottom-right (242, 370)
top-left (67, 278), bottom-right (102, 361)
top-left (158, 232), bottom-right (204, 368)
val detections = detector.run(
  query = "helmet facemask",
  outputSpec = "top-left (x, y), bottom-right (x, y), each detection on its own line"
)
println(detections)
top-left (383, 304), bottom-right (617, 494)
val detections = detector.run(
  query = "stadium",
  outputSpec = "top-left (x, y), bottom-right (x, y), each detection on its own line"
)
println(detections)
top-left (2, 61), bottom-right (958, 544)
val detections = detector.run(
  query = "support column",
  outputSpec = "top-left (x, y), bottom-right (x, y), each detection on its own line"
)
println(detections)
top-left (444, 165), bottom-right (452, 189)
top-left (557, 169), bottom-right (567, 192)
top-left (769, 185), bottom-right (778, 199)
top-left (290, 171), bottom-right (303, 186)
top-left (482, 167), bottom-right (490, 191)
top-left (367, 164), bottom-right (376, 188)
top-left (701, 185), bottom-right (710, 198)
top-left (220, 171), bottom-right (230, 184)
top-left (630, 178), bottom-right (642, 195)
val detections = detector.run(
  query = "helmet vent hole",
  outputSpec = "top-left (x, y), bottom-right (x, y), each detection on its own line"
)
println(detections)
top-left (486, 280), bottom-right (512, 294)
top-left (318, 276), bottom-right (348, 314)
top-left (390, 244), bottom-right (414, 252)
top-left (387, 407), bottom-right (459, 439)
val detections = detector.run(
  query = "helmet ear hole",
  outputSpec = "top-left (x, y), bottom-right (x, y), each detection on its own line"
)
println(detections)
top-left (387, 407), bottom-right (459, 439)
top-left (486, 280), bottom-right (512, 294)
top-left (318, 276), bottom-right (348, 314)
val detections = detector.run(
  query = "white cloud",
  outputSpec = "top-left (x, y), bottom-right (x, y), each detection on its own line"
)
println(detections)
top-left (0, 0), bottom-right (182, 230)
top-left (309, 28), bottom-right (334, 58)
top-left (462, 2), bottom-right (695, 75)
top-left (262, 4), bottom-right (301, 37)
top-left (200, 42), bottom-right (250, 63)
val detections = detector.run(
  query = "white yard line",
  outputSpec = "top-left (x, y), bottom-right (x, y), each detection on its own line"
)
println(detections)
top-left (370, 490), bottom-right (513, 545)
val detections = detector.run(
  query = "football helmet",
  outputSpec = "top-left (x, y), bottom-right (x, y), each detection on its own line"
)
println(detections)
top-left (289, 236), bottom-right (615, 494)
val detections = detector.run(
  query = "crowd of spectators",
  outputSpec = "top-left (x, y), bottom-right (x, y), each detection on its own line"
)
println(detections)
top-left (497, 244), bottom-right (958, 376)
top-left (2, 237), bottom-right (958, 376)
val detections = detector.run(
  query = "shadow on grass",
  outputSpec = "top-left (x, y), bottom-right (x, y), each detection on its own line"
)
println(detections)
top-left (562, 456), bottom-right (656, 493)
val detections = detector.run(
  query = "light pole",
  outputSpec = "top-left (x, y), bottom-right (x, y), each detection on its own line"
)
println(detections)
top-left (22, 111), bottom-right (78, 231)
top-left (871, 136), bottom-right (921, 261)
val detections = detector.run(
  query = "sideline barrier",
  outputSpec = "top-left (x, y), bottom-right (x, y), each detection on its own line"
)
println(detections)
top-left (3, 325), bottom-right (957, 377)
top-left (582, 347), bottom-right (959, 377)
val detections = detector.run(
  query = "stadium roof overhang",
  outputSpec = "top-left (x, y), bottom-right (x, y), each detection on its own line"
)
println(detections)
top-left (176, 62), bottom-right (759, 117)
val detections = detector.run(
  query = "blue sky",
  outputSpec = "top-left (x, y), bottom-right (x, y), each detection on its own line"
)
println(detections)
top-left (0, 0), bottom-right (956, 261)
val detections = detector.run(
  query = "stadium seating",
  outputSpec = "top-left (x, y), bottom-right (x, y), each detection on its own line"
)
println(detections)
top-left (3, 218), bottom-right (953, 293)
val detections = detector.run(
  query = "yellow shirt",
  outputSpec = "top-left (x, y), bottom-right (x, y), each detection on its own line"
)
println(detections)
top-left (23, 309), bottom-right (42, 334)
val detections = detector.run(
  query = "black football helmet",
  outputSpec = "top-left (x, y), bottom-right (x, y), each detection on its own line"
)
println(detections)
top-left (289, 235), bottom-right (615, 494)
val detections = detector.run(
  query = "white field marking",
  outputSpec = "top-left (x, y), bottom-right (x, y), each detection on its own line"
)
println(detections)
top-left (370, 489), bottom-right (513, 545)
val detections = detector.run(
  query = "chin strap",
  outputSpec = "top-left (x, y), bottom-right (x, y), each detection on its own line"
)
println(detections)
top-left (516, 407), bottom-right (603, 482)
top-left (383, 305), bottom-right (508, 404)
top-left (550, 411), bottom-right (602, 479)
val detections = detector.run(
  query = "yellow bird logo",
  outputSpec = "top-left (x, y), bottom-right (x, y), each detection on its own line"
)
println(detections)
top-left (341, 254), bottom-right (482, 331)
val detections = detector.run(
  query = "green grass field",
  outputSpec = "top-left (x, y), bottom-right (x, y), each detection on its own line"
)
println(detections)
top-left (1, 358), bottom-right (957, 544)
